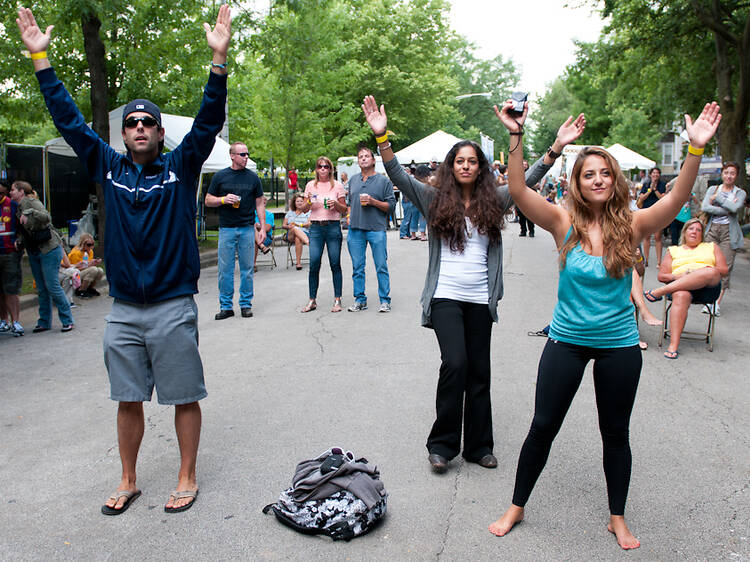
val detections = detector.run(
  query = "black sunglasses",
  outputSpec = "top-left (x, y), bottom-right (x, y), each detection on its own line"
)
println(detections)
top-left (124, 116), bottom-right (159, 129)
top-left (232, 152), bottom-right (249, 157)
top-left (317, 164), bottom-right (331, 169)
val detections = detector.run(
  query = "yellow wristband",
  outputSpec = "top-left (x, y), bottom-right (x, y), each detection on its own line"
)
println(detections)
top-left (221, 196), bottom-right (225, 204)
top-left (375, 133), bottom-right (388, 144)
top-left (30, 51), bottom-right (47, 60)
top-left (687, 145), bottom-right (705, 156)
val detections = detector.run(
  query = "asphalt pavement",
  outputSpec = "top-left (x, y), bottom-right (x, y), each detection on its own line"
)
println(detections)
top-left (1, 226), bottom-right (748, 561)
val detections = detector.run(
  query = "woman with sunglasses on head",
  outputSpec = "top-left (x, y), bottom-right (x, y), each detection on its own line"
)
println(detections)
top-left (300, 157), bottom-right (347, 313)
top-left (489, 100), bottom-right (721, 550)
top-left (68, 232), bottom-right (105, 298)
top-left (361, 95), bottom-right (585, 475)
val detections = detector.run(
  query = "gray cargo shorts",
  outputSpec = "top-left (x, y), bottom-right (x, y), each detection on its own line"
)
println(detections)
top-left (103, 295), bottom-right (206, 405)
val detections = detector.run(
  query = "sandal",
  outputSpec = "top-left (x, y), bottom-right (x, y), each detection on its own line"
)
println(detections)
top-left (101, 489), bottom-right (141, 516)
top-left (331, 298), bottom-right (343, 313)
top-left (644, 289), bottom-right (662, 302)
top-left (164, 488), bottom-right (199, 513)
top-left (664, 350), bottom-right (679, 359)
top-left (301, 300), bottom-right (317, 313)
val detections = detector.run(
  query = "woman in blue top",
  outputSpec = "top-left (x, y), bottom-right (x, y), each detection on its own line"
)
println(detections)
top-left (489, 101), bottom-right (721, 550)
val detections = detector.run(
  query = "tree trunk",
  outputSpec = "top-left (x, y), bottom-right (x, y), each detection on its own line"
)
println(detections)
top-left (81, 13), bottom-right (109, 245)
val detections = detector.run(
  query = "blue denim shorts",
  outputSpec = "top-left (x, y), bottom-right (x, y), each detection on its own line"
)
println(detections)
top-left (103, 295), bottom-right (206, 405)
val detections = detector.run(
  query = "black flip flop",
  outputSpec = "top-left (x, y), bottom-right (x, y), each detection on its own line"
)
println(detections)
top-left (101, 490), bottom-right (141, 516)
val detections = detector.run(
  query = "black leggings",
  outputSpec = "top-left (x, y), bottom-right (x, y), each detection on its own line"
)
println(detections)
top-left (512, 339), bottom-right (642, 515)
top-left (428, 298), bottom-right (494, 461)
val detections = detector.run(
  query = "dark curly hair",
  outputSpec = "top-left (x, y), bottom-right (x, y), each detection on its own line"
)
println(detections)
top-left (428, 140), bottom-right (506, 252)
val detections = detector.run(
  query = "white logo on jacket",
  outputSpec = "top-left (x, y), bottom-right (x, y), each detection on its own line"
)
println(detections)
top-left (106, 170), bottom-right (179, 195)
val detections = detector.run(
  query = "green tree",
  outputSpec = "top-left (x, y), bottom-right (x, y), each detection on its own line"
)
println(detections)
top-left (594, 0), bottom-right (750, 185)
top-left (448, 41), bottom-right (521, 159)
top-left (530, 78), bottom-right (581, 156)
top-left (604, 106), bottom-right (661, 161)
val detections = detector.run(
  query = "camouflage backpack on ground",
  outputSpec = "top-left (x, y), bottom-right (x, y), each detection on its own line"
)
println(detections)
top-left (262, 447), bottom-right (387, 541)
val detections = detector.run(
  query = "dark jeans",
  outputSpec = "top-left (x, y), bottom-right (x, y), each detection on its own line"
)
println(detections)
top-left (518, 208), bottom-right (534, 235)
top-left (512, 339), bottom-right (641, 515)
top-left (308, 222), bottom-right (343, 299)
top-left (427, 298), bottom-right (494, 461)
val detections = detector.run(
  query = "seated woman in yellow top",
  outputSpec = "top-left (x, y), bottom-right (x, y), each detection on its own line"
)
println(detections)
top-left (644, 218), bottom-right (728, 358)
top-left (68, 232), bottom-right (105, 298)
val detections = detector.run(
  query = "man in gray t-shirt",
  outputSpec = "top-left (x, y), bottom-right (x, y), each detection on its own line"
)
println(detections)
top-left (346, 146), bottom-right (396, 312)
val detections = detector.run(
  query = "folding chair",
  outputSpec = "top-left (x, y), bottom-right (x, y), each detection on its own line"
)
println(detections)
top-left (658, 294), bottom-right (718, 352)
top-left (286, 233), bottom-right (310, 269)
top-left (254, 226), bottom-right (277, 270)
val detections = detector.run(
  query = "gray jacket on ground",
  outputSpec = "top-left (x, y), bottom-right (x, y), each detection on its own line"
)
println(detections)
top-left (290, 454), bottom-right (386, 509)
top-left (383, 156), bottom-right (552, 327)
top-left (701, 185), bottom-right (747, 250)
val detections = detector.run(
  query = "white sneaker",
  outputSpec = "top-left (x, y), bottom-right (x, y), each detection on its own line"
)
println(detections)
top-left (702, 303), bottom-right (720, 316)
top-left (348, 301), bottom-right (367, 312)
top-left (11, 321), bottom-right (24, 336)
top-left (0, 320), bottom-right (9, 332)
top-left (378, 302), bottom-right (391, 313)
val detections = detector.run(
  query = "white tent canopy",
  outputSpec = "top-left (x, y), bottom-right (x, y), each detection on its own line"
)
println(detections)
top-left (394, 130), bottom-right (463, 164)
top-left (44, 105), bottom-right (256, 173)
top-left (606, 143), bottom-right (655, 171)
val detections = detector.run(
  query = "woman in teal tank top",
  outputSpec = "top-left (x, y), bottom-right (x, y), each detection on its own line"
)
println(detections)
top-left (488, 101), bottom-right (722, 550)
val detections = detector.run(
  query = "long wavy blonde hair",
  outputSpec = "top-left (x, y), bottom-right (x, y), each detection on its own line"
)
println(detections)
top-left (559, 147), bottom-right (634, 279)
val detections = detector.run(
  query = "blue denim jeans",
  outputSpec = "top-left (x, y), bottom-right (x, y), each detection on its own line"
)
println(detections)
top-left (400, 200), bottom-right (416, 237)
top-left (218, 226), bottom-right (254, 310)
top-left (411, 209), bottom-right (426, 233)
top-left (346, 227), bottom-right (390, 304)
top-left (28, 246), bottom-right (74, 328)
top-left (308, 222), bottom-right (343, 299)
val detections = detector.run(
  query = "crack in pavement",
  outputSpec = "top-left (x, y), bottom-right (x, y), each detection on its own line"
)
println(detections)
top-left (436, 459), bottom-right (463, 560)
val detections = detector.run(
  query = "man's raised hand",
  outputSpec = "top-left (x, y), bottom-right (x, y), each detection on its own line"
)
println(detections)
top-left (362, 96), bottom-right (388, 136)
top-left (16, 7), bottom-right (53, 54)
top-left (204, 4), bottom-right (231, 56)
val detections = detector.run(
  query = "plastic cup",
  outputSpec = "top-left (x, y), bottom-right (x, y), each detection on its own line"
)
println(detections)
top-left (232, 195), bottom-right (241, 208)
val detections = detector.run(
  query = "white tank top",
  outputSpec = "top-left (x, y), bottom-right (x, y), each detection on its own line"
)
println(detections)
top-left (433, 217), bottom-right (489, 304)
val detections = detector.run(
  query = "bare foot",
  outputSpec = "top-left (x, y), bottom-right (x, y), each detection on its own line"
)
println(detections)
top-left (489, 505), bottom-right (524, 537)
top-left (640, 308), bottom-right (663, 326)
top-left (608, 515), bottom-right (640, 550)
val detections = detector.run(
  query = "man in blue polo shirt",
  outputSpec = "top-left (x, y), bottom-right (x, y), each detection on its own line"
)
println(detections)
top-left (17, 4), bottom-right (232, 515)
top-left (346, 146), bottom-right (396, 312)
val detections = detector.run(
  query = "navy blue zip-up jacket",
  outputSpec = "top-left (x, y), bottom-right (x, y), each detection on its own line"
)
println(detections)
top-left (36, 67), bottom-right (227, 304)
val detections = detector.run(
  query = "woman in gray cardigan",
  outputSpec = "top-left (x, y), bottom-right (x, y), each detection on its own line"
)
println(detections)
top-left (701, 161), bottom-right (746, 314)
top-left (362, 95), bottom-right (584, 474)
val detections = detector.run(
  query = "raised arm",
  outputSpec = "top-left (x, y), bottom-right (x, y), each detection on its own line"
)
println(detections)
top-left (495, 102), bottom-right (576, 246)
top-left (362, 95), bottom-right (435, 216)
top-left (632, 102), bottom-right (721, 242)
top-left (524, 113), bottom-right (585, 188)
